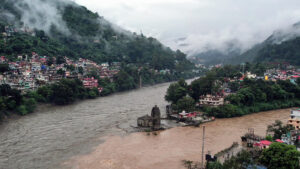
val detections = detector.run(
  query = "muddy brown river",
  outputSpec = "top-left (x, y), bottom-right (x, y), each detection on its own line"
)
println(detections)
top-left (0, 80), bottom-right (291, 169)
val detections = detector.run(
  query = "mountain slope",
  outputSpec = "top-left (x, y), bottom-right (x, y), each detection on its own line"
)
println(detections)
top-left (188, 39), bottom-right (242, 66)
top-left (0, 0), bottom-right (193, 71)
top-left (191, 50), bottom-right (239, 66)
top-left (254, 37), bottom-right (300, 65)
top-left (229, 22), bottom-right (300, 65)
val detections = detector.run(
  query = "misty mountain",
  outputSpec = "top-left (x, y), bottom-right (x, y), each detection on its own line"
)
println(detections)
top-left (190, 21), bottom-right (300, 66)
top-left (230, 21), bottom-right (300, 65)
top-left (189, 40), bottom-right (242, 66)
top-left (190, 50), bottom-right (237, 66)
top-left (0, 0), bottom-right (193, 71)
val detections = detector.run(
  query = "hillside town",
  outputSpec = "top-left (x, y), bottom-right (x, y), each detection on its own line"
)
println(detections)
top-left (0, 52), bottom-right (121, 93)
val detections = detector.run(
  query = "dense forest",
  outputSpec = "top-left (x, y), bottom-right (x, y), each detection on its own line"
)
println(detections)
top-left (0, 79), bottom-right (99, 118)
top-left (0, 0), bottom-right (194, 72)
top-left (255, 37), bottom-right (300, 65)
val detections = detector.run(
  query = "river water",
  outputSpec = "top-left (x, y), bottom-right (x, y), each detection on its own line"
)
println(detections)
top-left (0, 80), bottom-right (291, 169)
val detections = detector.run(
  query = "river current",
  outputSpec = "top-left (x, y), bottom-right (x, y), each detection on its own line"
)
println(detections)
top-left (0, 80), bottom-right (290, 169)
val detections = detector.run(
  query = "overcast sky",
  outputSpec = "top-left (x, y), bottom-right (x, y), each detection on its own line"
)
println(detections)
top-left (73, 0), bottom-right (300, 55)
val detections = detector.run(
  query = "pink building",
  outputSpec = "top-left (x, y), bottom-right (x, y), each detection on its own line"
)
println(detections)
top-left (0, 56), bottom-right (6, 63)
top-left (254, 140), bottom-right (272, 149)
top-left (82, 77), bottom-right (98, 88)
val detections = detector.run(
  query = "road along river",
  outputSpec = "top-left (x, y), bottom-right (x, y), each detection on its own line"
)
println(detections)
top-left (0, 80), bottom-right (290, 169)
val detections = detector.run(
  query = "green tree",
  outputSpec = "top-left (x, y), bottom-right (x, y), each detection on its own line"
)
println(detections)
top-left (57, 68), bottom-right (65, 76)
top-left (189, 72), bottom-right (217, 100)
top-left (176, 96), bottom-right (195, 112)
top-left (50, 79), bottom-right (82, 105)
top-left (37, 86), bottom-right (53, 102)
top-left (88, 90), bottom-right (97, 99)
top-left (56, 56), bottom-right (65, 64)
top-left (23, 98), bottom-right (37, 113)
top-left (260, 143), bottom-right (300, 169)
top-left (222, 150), bottom-right (253, 169)
top-left (17, 105), bottom-right (27, 115)
top-left (47, 57), bottom-right (54, 66)
top-left (206, 161), bottom-right (223, 169)
top-left (165, 83), bottom-right (187, 104)
top-left (114, 70), bottom-right (137, 91)
top-left (0, 64), bottom-right (9, 73)
top-left (238, 87), bottom-right (255, 106)
top-left (98, 78), bottom-right (116, 96)
top-left (267, 120), bottom-right (294, 139)
top-left (78, 66), bottom-right (84, 74)
top-left (296, 78), bottom-right (300, 86)
top-left (228, 81), bottom-right (240, 92)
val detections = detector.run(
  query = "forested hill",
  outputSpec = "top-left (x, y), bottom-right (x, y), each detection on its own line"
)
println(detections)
top-left (0, 0), bottom-right (193, 71)
top-left (254, 36), bottom-right (300, 65)
top-left (229, 22), bottom-right (300, 66)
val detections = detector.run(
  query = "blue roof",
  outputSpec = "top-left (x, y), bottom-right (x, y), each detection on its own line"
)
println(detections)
top-left (41, 65), bottom-right (47, 70)
top-left (247, 165), bottom-right (267, 169)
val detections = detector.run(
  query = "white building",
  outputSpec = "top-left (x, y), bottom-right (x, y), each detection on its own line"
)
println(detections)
top-left (199, 94), bottom-right (224, 107)
top-left (31, 62), bottom-right (41, 71)
top-left (246, 72), bottom-right (257, 79)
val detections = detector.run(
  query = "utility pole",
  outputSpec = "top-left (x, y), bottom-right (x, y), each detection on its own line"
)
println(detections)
top-left (201, 126), bottom-right (206, 169)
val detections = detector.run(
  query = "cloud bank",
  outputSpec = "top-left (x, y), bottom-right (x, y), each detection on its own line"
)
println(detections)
top-left (5, 0), bottom-right (74, 34)
top-left (73, 0), bottom-right (300, 55)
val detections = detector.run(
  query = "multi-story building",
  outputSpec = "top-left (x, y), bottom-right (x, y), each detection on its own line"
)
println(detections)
top-left (288, 109), bottom-right (300, 129)
top-left (82, 77), bottom-right (98, 89)
top-left (199, 94), bottom-right (224, 107)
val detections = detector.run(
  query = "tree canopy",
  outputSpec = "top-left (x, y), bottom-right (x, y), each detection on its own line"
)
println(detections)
top-left (260, 143), bottom-right (300, 169)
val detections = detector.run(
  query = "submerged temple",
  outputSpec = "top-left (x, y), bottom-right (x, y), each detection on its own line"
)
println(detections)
top-left (137, 105), bottom-right (161, 130)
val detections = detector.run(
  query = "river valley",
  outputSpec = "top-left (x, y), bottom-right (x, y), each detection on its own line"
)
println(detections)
top-left (0, 80), bottom-right (291, 169)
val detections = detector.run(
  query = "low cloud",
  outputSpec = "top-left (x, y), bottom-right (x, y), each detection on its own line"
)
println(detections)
top-left (13, 0), bottom-right (72, 35)
top-left (73, 0), bottom-right (300, 55)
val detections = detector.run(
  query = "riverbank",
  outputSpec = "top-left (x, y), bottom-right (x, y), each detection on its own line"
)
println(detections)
top-left (0, 76), bottom-right (200, 123)
top-left (0, 79), bottom-right (292, 169)
top-left (62, 108), bottom-right (291, 169)
top-left (0, 80), bottom-right (176, 169)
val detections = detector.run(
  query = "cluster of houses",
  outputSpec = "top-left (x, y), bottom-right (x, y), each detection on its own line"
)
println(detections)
top-left (0, 52), bottom-right (121, 93)
top-left (196, 66), bottom-right (300, 108)
top-left (2, 25), bottom-right (36, 38)
top-left (236, 69), bottom-right (300, 83)
top-left (251, 131), bottom-right (300, 151)
top-left (264, 68), bottom-right (300, 83)
top-left (240, 109), bottom-right (300, 152)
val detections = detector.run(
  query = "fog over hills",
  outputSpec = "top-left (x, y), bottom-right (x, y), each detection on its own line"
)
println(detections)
top-left (191, 22), bottom-right (300, 65)
top-left (72, 0), bottom-right (300, 58)
top-left (1, 0), bottom-right (300, 66)
top-left (0, 0), bottom-right (194, 71)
